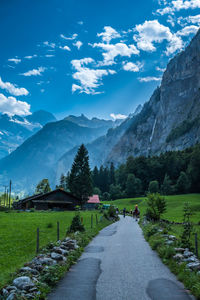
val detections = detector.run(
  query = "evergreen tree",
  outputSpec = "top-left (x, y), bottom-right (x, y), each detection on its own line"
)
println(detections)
top-left (161, 174), bottom-right (172, 195)
top-left (92, 166), bottom-right (99, 188)
top-left (109, 162), bottom-right (116, 185)
top-left (35, 178), bottom-right (51, 194)
top-left (68, 144), bottom-right (93, 206)
top-left (176, 171), bottom-right (191, 194)
top-left (125, 174), bottom-right (137, 197)
top-left (149, 180), bottom-right (159, 193)
top-left (135, 178), bottom-right (142, 196)
top-left (59, 173), bottom-right (66, 190)
top-left (109, 184), bottom-right (122, 200)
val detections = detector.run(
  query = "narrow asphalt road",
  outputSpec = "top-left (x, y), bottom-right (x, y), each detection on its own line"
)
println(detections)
top-left (48, 216), bottom-right (195, 300)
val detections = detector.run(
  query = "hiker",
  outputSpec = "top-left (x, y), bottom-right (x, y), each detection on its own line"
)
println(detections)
top-left (133, 204), bottom-right (140, 221)
top-left (123, 207), bottom-right (126, 218)
top-left (116, 207), bottom-right (119, 214)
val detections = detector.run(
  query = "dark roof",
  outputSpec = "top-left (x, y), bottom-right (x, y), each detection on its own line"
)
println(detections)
top-left (20, 189), bottom-right (80, 203)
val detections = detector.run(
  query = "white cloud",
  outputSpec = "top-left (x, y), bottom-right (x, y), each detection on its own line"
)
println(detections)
top-left (45, 54), bottom-right (55, 57)
top-left (178, 14), bottom-right (200, 26)
top-left (110, 113), bottom-right (127, 120)
top-left (97, 26), bottom-right (121, 43)
top-left (43, 41), bottom-right (56, 48)
top-left (60, 45), bottom-right (71, 51)
top-left (172, 0), bottom-right (200, 11)
top-left (0, 77), bottom-right (29, 96)
top-left (60, 33), bottom-right (78, 40)
top-left (134, 20), bottom-right (183, 55)
top-left (71, 58), bottom-right (115, 94)
top-left (156, 66), bottom-right (166, 72)
top-left (138, 76), bottom-right (162, 82)
top-left (8, 58), bottom-right (21, 64)
top-left (24, 55), bottom-right (37, 59)
top-left (157, 0), bottom-right (200, 15)
top-left (20, 67), bottom-right (46, 77)
top-left (0, 93), bottom-right (31, 116)
top-left (177, 25), bottom-right (199, 36)
top-left (165, 34), bottom-right (183, 55)
top-left (73, 41), bottom-right (83, 50)
top-left (122, 61), bottom-right (143, 72)
top-left (90, 42), bottom-right (139, 66)
top-left (77, 21), bottom-right (84, 25)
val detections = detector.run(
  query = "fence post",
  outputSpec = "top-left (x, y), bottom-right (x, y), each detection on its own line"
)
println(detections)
top-left (195, 233), bottom-right (198, 257)
top-left (91, 214), bottom-right (93, 228)
top-left (96, 214), bottom-right (98, 226)
top-left (36, 228), bottom-right (39, 254)
top-left (57, 221), bottom-right (60, 241)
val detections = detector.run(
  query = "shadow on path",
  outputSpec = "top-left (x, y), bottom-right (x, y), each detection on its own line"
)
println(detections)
top-left (48, 258), bottom-right (101, 300)
top-left (147, 278), bottom-right (193, 300)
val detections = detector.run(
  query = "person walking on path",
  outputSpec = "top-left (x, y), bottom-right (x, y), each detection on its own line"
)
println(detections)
top-left (123, 207), bottom-right (126, 218)
top-left (133, 204), bottom-right (140, 221)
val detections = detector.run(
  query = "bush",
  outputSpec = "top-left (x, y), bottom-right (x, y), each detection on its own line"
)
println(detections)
top-left (68, 213), bottom-right (85, 233)
top-left (145, 193), bottom-right (166, 221)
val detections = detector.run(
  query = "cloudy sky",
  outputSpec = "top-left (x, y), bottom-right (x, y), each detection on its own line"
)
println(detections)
top-left (0, 0), bottom-right (199, 120)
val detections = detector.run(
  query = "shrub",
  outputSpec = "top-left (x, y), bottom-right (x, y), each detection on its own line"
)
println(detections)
top-left (145, 193), bottom-right (166, 221)
top-left (68, 213), bottom-right (85, 233)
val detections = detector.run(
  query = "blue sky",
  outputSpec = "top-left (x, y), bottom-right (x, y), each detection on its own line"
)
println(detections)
top-left (0, 0), bottom-right (199, 120)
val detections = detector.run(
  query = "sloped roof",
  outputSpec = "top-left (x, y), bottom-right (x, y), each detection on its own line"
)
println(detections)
top-left (87, 194), bottom-right (100, 204)
top-left (20, 189), bottom-right (80, 203)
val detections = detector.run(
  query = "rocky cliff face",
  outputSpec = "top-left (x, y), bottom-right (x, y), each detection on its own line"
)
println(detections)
top-left (106, 29), bottom-right (200, 165)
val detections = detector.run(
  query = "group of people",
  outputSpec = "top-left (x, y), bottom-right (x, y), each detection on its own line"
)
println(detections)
top-left (122, 205), bottom-right (140, 221)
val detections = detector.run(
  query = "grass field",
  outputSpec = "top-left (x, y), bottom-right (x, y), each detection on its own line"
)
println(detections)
top-left (0, 210), bottom-right (102, 288)
top-left (104, 193), bottom-right (200, 255)
top-left (105, 194), bottom-right (200, 223)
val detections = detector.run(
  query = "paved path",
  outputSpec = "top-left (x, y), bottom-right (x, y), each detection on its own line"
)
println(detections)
top-left (48, 216), bottom-right (195, 300)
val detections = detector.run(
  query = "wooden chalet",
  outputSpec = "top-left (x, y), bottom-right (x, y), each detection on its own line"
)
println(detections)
top-left (13, 189), bottom-right (80, 211)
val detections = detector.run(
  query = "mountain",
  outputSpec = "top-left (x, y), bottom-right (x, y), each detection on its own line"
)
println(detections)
top-left (65, 114), bottom-right (114, 128)
top-left (26, 110), bottom-right (56, 126)
top-left (55, 107), bottom-right (141, 181)
top-left (0, 118), bottom-right (113, 192)
top-left (0, 110), bottom-right (56, 159)
top-left (57, 29), bottom-right (200, 178)
top-left (106, 29), bottom-right (200, 165)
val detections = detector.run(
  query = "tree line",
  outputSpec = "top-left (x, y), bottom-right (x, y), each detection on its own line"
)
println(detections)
top-left (36, 143), bottom-right (200, 202)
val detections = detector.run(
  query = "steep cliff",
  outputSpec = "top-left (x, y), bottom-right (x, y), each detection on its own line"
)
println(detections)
top-left (106, 29), bottom-right (200, 165)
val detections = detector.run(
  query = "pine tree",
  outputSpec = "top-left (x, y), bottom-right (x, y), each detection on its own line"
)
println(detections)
top-left (125, 174), bottom-right (136, 197)
top-left (68, 144), bottom-right (93, 206)
top-left (59, 173), bottom-right (66, 190)
top-left (109, 162), bottom-right (116, 185)
top-left (161, 174), bottom-right (172, 195)
top-left (35, 178), bottom-right (51, 194)
top-left (176, 171), bottom-right (190, 194)
top-left (92, 166), bottom-right (99, 188)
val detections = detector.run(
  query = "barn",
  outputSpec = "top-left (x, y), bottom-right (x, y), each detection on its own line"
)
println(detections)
top-left (13, 189), bottom-right (80, 211)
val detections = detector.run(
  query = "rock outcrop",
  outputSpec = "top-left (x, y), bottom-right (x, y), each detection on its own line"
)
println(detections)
top-left (106, 29), bottom-right (200, 165)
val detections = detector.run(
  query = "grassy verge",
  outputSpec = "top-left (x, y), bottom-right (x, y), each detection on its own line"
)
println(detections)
top-left (103, 194), bottom-right (200, 254)
top-left (141, 221), bottom-right (200, 299)
top-left (0, 211), bottom-right (106, 288)
top-left (35, 216), bottom-right (114, 299)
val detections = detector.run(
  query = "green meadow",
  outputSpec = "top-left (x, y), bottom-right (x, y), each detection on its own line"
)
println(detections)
top-left (106, 194), bottom-right (200, 223)
top-left (105, 193), bottom-right (200, 255)
top-left (0, 211), bottom-right (102, 288)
